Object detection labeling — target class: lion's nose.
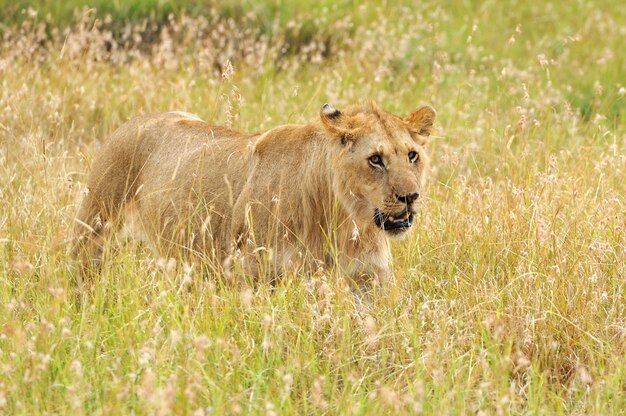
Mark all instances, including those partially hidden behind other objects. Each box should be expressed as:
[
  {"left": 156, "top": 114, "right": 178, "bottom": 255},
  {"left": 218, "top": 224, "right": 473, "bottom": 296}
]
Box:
[{"left": 396, "top": 192, "right": 419, "bottom": 204}]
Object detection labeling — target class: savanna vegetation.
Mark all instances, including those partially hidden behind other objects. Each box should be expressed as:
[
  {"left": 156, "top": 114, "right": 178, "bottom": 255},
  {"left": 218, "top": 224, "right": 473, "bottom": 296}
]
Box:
[{"left": 1, "top": 0, "right": 625, "bottom": 414}]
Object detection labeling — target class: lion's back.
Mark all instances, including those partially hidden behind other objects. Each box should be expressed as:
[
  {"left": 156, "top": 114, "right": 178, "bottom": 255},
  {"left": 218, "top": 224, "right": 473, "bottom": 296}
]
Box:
[{"left": 82, "top": 111, "right": 258, "bottom": 257}]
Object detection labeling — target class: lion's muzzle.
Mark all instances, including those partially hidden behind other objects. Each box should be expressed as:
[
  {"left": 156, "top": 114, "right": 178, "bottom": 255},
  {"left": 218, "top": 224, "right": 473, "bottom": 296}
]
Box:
[{"left": 373, "top": 209, "right": 415, "bottom": 232}]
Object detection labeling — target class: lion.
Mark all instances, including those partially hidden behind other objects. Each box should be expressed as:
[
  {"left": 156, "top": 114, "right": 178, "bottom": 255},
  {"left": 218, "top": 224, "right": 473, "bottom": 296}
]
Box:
[{"left": 74, "top": 101, "right": 436, "bottom": 290}]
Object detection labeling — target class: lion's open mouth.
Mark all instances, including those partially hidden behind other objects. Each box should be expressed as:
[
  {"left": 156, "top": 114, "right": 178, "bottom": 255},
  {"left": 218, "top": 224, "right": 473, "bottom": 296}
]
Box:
[{"left": 373, "top": 209, "right": 414, "bottom": 231}]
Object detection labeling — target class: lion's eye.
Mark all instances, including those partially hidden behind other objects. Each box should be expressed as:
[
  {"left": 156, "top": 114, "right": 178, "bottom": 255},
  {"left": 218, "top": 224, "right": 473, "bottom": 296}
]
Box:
[
  {"left": 368, "top": 154, "right": 384, "bottom": 168},
  {"left": 408, "top": 151, "right": 419, "bottom": 163}
]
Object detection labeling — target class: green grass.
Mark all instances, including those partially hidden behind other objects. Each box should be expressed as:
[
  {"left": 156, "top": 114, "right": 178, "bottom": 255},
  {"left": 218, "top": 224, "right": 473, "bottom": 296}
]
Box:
[{"left": 1, "top": 0, "right": 625, "bottom": 414}]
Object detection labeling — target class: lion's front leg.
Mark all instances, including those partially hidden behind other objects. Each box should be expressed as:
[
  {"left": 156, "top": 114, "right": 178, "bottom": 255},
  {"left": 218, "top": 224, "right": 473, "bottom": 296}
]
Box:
[
  {"left": 347, "top": 264, "right": 392, "bottom": 297},
  {"left": 340, "top": 244, "right": 392, "bottom": 296}
]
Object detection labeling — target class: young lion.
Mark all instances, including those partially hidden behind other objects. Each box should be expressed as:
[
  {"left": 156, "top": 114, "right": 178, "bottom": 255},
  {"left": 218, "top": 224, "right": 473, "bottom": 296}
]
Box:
[{"left": 74, "top": 101, "right": 435, "bottom": 289}]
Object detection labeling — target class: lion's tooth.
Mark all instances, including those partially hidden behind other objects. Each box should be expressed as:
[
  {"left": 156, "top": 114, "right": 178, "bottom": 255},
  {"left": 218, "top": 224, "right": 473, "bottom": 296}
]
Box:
[{"left": 389, "top": 216, "right": 395, "bottom": 221}]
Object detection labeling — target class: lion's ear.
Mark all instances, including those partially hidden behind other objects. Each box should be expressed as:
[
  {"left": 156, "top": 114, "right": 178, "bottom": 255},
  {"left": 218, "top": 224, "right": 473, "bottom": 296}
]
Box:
[
  {"left": 405, "top": 105, "right": 436, "bottom": 139},
  {"left": 320, "top": 103, "right": 355, "bottom": 144},
  {"left": 320, "top": 103, "right": 342, "bottom": 123}
]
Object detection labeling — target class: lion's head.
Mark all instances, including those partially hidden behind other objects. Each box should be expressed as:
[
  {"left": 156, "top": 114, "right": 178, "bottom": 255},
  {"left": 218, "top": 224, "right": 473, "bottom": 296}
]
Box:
[{"left": 321, "top": 101, "right": 436, "bottom": 237}]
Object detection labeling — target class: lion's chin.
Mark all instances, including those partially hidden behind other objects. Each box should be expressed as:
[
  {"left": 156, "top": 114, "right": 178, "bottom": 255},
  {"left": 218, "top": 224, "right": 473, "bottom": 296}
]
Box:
[{"left": 373, "top": 209, "right": 414, "bottom": 235}]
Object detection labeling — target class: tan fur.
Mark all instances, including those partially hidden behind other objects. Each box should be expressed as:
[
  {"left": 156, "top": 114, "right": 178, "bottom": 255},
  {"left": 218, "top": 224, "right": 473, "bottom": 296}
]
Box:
[{"left": 74, "top": 102, "right": 436, "bottom": 289}]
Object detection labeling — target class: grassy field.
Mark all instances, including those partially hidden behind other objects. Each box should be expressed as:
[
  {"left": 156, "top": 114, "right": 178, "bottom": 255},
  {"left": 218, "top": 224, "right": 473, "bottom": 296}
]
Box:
[{"left": 1, "top": 0, "right": 625, "bottom": 414}]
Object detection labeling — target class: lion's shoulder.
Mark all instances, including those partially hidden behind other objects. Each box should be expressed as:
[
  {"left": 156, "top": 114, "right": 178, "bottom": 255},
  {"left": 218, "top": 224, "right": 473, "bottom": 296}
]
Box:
[{"left": 252, "top": 124, "right": 318, "bottom": 156}]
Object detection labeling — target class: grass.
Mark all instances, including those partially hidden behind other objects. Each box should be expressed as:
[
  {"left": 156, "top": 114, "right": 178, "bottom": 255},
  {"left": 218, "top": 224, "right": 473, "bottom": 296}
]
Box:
[{"left": 1, "top": 0, "right": 625, "bottom": 414}]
